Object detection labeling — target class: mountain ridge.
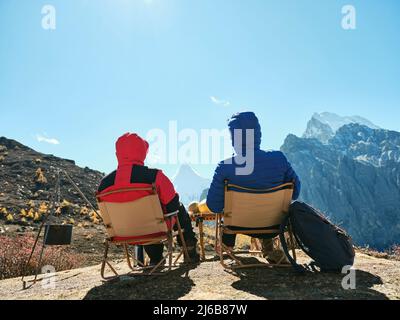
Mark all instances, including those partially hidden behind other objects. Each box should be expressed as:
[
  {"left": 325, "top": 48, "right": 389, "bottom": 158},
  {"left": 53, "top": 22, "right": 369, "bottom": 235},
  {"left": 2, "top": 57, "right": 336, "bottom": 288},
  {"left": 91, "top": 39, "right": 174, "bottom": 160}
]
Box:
[
  {"left": 282, "top": 115, "right": 400, "bottom": 249},
  {"left": 303, "top": 112, "right": 380, "bottom": 143}
]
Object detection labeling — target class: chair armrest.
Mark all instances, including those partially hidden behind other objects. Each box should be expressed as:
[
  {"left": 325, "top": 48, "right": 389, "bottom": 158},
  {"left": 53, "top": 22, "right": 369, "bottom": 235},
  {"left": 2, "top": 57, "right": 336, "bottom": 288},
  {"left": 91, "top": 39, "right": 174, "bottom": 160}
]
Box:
[{"left": 163, "top": 210, "right": 179, "bottom": 219}]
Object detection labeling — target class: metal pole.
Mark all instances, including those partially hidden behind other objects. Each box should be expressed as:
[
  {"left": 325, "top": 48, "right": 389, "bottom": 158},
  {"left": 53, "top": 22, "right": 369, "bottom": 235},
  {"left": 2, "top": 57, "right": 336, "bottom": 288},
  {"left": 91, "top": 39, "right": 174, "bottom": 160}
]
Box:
[
  {"left": 22, "top": 169, "right": 61, "bottom": 289},
  {"left": 61, "top": 169, "right": 103, "bottom": 222}
]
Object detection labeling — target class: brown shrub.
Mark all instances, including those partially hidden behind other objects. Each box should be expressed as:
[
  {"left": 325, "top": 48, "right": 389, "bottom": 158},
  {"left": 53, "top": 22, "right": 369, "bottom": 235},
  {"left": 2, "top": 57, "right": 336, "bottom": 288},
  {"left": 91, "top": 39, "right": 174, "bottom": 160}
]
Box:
[
  {"left": 58, "top": 199, "right": 73, "bottom": 215},
  {"left": 35, "top": 168, "right": 48, "bottom": 185},
  {"left": 0, "top": 234, "right": 85, "bottom": 280}
]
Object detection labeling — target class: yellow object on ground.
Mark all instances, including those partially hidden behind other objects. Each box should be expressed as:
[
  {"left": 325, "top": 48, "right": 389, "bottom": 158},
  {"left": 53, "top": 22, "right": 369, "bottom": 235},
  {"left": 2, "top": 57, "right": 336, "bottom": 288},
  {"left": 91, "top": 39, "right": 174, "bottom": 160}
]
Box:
[
  {"left": 198, "top": 200, "right": 212, "bottom": 214},
  {"left": 188, "top": 202, "right": 200, "bottom": 214},
  {"left": 188, "top": 200, "right": 213, "bottom": 214}
]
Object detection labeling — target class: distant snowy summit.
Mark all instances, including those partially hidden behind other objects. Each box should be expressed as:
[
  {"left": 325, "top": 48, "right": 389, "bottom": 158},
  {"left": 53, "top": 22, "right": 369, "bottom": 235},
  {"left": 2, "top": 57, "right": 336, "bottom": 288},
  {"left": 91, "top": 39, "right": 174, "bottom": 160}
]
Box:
[
  {"left": 303, "top": 112, "right": 380, "bottom": 143},
  {"left": 172, "top": 164, "right": 211, "bottom": 205},
  {"left": 301, "top": 112, "right": 399, "bottom": 166}
]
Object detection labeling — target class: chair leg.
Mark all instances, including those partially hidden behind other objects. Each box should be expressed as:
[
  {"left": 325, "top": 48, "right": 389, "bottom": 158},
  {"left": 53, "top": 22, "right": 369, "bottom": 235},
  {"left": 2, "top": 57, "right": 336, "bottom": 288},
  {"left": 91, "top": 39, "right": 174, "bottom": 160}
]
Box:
[
  {"left": 275, "top": 254, "right": 285, "bottom": 266},
  {"left": 168, "top": 231, "right": 173, "bottom": 271},
  {"left": 101, "top": 241, "right": 119, "bottom": 280},
  {"left": 176, "top": 218, "right": 190, "bottom": 263},
  {"left": 217, "top": 217, "right": 237, "bottom": 269},
  {"left": 231, "top": 239, "right": 292, "bottom": 270},
  {"left": 222, "top": 244, "right": 243, "bottom": 266},
  {"left": 250, "top": 238, "right": 263, "bottom": 257},
  {"left": 100, "top": 242, "right": 107, "bottom": 279},
  {"left": 199, "top": 220, "right": 206, "bottom": 261},
  {"left": 102, "top": 238, "right": 191, "bottom": 279},
  {"left": 217, "top": 220, "right": 290, "bottom": 270},
  {"left": 215, "top": 215, "right": 220, "bottom": 255},
  {"left": 173, "top": 251, "right": 183, "bottom": 265},
  {"left": 218, "top": 227, "right": 230, "bottom": 269},
  {"left": 288, "top": 225, "right": 297, "bottom": 262},
  {"left": 148, "top": 253, "right": 169, "bottom": 275},
  {"left": 124, "top": 244, "right": 135, "bottom": 271}
]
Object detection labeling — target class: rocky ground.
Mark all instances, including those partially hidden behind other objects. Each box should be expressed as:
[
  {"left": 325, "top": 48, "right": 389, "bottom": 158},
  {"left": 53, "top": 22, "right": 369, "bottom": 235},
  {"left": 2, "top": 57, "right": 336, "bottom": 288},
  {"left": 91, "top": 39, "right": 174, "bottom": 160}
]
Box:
[
  {"left": 0, "top": 251, "right": 399, "bottom": 300},
  {"left": 3, "top": 216, "right": 399, "bottom": 300}
]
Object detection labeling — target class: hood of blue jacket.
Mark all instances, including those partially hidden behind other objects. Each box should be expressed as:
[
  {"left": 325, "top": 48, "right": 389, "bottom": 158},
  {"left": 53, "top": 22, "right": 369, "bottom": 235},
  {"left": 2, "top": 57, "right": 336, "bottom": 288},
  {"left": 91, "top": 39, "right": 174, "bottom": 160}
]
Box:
[{"left": 228, "top": 111, "right": 262, "bottom": 152}]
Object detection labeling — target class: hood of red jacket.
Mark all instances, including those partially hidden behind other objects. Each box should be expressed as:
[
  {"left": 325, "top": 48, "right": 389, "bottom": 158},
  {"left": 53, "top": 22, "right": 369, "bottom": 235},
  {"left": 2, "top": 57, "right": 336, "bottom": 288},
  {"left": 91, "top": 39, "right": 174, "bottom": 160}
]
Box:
[{"left": 116, "top": 133, "right": 149, "bottom": 166}]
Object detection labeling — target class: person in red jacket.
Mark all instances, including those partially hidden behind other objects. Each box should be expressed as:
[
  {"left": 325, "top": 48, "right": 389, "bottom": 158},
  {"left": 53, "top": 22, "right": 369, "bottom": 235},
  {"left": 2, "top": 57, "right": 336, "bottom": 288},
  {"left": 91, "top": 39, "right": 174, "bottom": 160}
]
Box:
[{"left": 97, "top": 133, "right": 199, "bottom": 265}]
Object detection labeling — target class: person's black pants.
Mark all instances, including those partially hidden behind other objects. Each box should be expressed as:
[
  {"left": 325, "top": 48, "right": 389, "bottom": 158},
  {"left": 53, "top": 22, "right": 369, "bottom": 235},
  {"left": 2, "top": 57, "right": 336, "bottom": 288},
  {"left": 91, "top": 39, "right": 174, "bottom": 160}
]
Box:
[{"left": 144, "top": 204, "right": 197, "bottom": 263}]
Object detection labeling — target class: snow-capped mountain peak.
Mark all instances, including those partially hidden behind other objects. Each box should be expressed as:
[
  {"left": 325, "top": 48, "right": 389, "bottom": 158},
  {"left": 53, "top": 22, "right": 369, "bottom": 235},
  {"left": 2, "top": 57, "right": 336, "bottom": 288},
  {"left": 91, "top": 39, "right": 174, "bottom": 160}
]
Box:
[
  {"left": 313, "top": 112, "right": 380, "bottom": 132},
  {"left": 172, "top": 164, "right": 211, "bottom": 205},
  {"left": 303, "top": 112, "right": 380, "bottom": 143}
]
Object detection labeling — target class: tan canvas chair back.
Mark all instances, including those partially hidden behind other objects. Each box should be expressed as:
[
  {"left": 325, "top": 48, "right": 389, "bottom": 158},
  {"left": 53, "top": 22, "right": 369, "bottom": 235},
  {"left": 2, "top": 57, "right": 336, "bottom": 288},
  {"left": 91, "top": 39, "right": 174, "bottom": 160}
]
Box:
[
  {"left": 97, "top": 187, "right": 167, "bottom": 238},
  {"left": 224, "top": 183, "right": 294, "bottom": 228}
]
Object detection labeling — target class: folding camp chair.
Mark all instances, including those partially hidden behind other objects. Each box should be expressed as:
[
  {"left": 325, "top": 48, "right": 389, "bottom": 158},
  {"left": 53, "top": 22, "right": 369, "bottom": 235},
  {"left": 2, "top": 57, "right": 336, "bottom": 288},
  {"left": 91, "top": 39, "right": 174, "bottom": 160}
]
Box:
[
  {"left": 96, "top": 184, "right": 190, "bottom": 280},
  {"left": 216, "top": 181, "right": 297, "bottom": 270}
]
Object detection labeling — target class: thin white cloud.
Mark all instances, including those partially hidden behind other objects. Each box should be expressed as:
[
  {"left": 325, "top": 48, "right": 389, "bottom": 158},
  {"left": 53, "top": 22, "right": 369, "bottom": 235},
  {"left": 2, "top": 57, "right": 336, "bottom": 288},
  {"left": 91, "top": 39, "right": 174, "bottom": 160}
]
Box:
[
  {"left": 36, "top": 134, "right": 60, "bottom": 145},
  {"left": 210, "top": 96, "right": 230, "bottom": 107}
]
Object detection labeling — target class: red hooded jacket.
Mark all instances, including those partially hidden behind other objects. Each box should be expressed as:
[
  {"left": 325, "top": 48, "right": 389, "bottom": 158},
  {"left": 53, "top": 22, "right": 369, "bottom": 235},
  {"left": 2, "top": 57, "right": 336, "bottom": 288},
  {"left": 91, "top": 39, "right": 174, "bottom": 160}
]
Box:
[{"left": 97, "top": 133, "right": 180, "bottom": 228}]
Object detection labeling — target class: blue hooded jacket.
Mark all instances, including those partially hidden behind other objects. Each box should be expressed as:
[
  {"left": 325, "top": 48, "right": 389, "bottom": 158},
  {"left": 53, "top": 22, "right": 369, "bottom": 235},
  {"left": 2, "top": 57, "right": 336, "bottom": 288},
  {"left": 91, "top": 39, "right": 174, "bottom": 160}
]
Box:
[{"left": 206, "top": 112, "right": 301, "bottom": 213}]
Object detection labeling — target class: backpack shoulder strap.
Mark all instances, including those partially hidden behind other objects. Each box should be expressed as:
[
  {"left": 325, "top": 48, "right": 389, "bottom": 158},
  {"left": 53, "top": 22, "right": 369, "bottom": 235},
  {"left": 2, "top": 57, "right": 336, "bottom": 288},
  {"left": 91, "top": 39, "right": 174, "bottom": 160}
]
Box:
[{"left": 279, "top": 214, "right": 307, "bottom": 274}]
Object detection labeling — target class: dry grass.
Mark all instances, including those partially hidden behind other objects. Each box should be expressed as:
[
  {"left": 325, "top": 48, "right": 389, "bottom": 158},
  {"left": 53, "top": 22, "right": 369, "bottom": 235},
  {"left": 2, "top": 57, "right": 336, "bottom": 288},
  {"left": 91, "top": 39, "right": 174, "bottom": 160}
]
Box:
[
  {"left": 34, "top": 168, "right": 47, "bottom": 185},
  {"left": 358, "top": 245, "right": 400, "bottom": 261}
]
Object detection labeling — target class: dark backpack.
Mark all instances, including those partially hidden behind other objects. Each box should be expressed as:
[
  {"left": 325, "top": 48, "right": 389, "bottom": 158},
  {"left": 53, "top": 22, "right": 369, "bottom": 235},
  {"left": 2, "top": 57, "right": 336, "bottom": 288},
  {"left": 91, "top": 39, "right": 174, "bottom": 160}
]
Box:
[{"left": 280, "top": 201, "right": 355, "bottom": 273}]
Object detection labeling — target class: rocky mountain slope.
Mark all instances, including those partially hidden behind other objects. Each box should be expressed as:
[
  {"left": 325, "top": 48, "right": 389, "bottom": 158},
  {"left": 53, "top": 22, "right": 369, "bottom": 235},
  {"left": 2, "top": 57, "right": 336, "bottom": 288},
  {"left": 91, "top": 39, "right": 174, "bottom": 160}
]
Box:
[
  {"left": 282, "top": 114, "right": 400, "bottom": 250},
  {"left": 0, "top": 137, "right": 104, "bottom": 223},
  {"left": 1, "top": 251, "right": 399, "bottom": 300}
]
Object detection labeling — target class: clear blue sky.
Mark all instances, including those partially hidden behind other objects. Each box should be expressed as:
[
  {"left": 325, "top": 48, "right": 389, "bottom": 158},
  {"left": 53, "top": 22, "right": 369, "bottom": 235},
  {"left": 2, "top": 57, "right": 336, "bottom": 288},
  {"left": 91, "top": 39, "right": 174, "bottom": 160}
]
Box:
[{"left": 1, "top": 0, "right": 399, "bottom": 178}]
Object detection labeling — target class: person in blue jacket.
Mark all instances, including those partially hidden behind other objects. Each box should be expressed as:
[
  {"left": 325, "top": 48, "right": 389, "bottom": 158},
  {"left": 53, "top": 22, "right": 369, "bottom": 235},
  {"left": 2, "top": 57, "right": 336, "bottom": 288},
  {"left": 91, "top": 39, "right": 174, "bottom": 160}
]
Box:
[{"left": 206, "top": 111, "right": 301, "bottom": 263}]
